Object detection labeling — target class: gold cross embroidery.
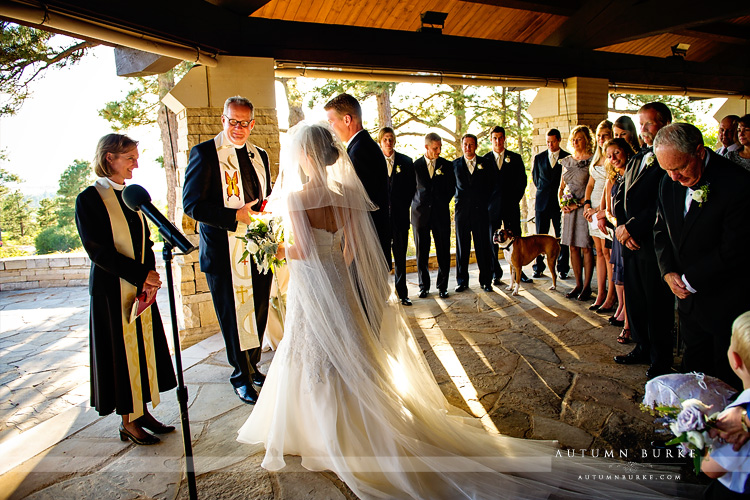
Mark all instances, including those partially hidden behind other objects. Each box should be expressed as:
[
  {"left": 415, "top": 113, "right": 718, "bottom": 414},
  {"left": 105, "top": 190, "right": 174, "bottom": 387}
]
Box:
[{"left": 236, "top": 285, "right": 248, "bottom": 304}]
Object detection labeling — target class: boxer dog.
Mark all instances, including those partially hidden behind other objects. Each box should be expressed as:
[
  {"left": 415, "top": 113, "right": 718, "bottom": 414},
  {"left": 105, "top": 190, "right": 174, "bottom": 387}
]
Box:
[{"left": 493, "top": 229, "right": 560, "bottom": 296}]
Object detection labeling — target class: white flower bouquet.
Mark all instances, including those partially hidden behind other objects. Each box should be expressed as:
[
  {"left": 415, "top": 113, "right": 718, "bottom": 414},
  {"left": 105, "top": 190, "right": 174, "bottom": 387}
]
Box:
[{"left": 238, "top": 214, "right": 286, "bottom": 275}]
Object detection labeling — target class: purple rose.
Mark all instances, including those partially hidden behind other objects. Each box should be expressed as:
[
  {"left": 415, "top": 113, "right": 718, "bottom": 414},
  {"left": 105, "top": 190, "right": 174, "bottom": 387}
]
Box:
[{"left": 673, "top": 399, "right": 709, "bottom": 434}]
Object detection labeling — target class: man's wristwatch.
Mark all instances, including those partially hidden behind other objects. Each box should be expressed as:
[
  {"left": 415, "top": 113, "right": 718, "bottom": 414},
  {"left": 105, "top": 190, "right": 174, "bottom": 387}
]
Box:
[{"left": 741, "top": 409, "right": 749, "bottom": 433}]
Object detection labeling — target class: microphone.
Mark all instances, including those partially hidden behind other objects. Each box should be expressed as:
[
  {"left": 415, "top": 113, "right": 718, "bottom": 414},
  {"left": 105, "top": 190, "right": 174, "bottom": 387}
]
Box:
[{"left": 122, "top": 185, "right": 195, "bottom": 254}]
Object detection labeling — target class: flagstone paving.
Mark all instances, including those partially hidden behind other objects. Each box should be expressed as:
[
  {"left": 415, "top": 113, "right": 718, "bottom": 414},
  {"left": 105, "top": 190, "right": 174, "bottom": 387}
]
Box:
[{"left": 0, "top": 262, "right": 696, "bottom": 499}]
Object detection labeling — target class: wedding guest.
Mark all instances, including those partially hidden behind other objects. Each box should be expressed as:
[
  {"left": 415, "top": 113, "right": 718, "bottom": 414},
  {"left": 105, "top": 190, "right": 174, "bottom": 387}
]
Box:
[
  {"left": 726, "top": 114, "right": 750, "bottom": 172},
  {"left": 379, "top": 127, "right": 416, "bottom": 306},
  {"left": 532, "top": 128, "right": 571, "bottom": 279},
  {"left": 701, "top": 311, "right": 750, "bottom": 499},
  {"left": 183, "top": 96, "right": 274, "bottom": 405},
  {"left": 453, "top": 134, "right": 494, "bottom": 292},
  {"left": 75, "top": 134, "right": 176, "bottom": 445},
  {"left": 598, "top": 138, "right": 637, "bottom": 342},
  {"left": 325, "top": 93, "right": 390, "bottom": 261},
  {"left": 484, "top": 126, "right": 530, "bottom": 284},
  {"left": 654, "top": 122, "right": 750, "bottom": 389},
  {"left": 558, "top": 125, "right": 594, "bottom": 301},
  {"left": 716, "top": 114, "right": 741, "bottom": 156},
  {"left": 613, "top": 115, "right": 641, "bottom": 153},
  {"left": 412, "top": 133, "right": 455, "bottom": 299},
  {"left": 613, "top": 102, "right": 675, "bottom": 380},
  {"left": 583, "top": 120, "right": 616, "bottom": 312}
]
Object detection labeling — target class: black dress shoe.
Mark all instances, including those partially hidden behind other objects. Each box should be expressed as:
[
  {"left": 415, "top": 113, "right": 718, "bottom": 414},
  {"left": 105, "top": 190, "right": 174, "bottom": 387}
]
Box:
[
  {"left": 532, "top": 272, "right": 544, "bottom": 278},
  {"left": 138, "top": 417, "right": 175, "bottom": 435},
  {"left": 614, "top": 350, "right": 648, "bottom": 365},
  {"left": 577, "top": 288, "right": 592, "bottom": 301},
  {"left": 234, "top": 384, "right": 258, "bottom": 404},
  {"left": 418, "top": 290, "right": 429, "bottom": 298},
  {"left": 481, "top": 284, "right": 493, "bottom": 292},
  {"left": 565, "top": 287, "right": 582, "bottom": 299},
  {"left": 400, "top": 297, "right": 412, "bottom": 306},
  {"left": 252, "top": 372, "right": 266, "bottom": 387},
  {"left": 520, "top": 273, "right": 533, "bottom": 283},
  {"left": 439, "top": 290, "right": 449, "bottom": 298},
  {"left": 455, "top": 284, "right": 468, "bottom": 292},
  {"left": 646, "top": 365, "right": 672, "bottom": 380},
  {"left": 558, "top": 272, "right": 569, "bottom": 280},
  {"left": 119, "top": 424, "right": 160, "bottom": 445},
  {"left": 492, "top": 278, "right": 503, "bottom": 286}
]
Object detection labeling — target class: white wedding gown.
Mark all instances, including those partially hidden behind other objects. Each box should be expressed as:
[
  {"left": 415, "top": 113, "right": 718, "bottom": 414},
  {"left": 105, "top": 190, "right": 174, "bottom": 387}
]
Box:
[{"left": 237, "top": 227, "right": 697, "bottom": 500}]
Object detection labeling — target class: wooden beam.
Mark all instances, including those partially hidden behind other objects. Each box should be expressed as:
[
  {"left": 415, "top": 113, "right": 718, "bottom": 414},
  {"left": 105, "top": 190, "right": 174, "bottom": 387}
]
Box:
[
  {"left": 204, "top": 0, "right": 274, "bottom": 16},
  {"left": 679, "top": 23, "right": 750, "bottom": 46},
  {"left": 455, "top": 0, "right": 577, "bottom": 16},
  {"left": 543, "top": 0, "right": 750, "bottom": 49}
]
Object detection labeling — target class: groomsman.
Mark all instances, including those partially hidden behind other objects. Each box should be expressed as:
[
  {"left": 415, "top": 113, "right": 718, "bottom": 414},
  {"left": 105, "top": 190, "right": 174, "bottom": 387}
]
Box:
[
  {"left": 613, "top": 102, "right": 675, "bottom": 379},
  {"left": 716, "top": 115, "right": 740, "bottom": 156},
  {"left": 654, "top": 123, "right": 750, "bottom": 390},
  {"left": 183, "top": 96, "right": 273, "bottom": 405},
  {"left": 325, "top": 93, "right": 390, "bottom": 262},
  {"left": 484, "top": 126, "right": 531, "bottom": 284},
  {"left": 379, "top": 127, "right": 416, "bottom": 306},
  {"left": 411, "top": 133, "right": 455, "bottom": 299},
  {"left": 531, "top": 129, "right": 570, "bottom": 279},
  {"left": 453, "top": 134, "right": 494, "bottom": 292}
]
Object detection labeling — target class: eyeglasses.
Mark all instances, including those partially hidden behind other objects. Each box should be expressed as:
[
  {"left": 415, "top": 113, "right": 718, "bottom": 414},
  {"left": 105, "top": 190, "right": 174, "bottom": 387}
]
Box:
[{"left": 223, "top": 115, "right": 253, "bottom": 128}]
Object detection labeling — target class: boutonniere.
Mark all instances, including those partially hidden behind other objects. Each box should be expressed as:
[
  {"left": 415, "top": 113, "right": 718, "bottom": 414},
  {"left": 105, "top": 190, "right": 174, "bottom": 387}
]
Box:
[
  {"left": 645, "top": 152, "right": 655, "bottom": 167},
  {"left": 435, "top": 168, "right": 444, "bottom": 176},
  {"left": 691, "top": 183, "right": 710, "bottom": 207},
  {"left": 504, "top": 156, "right": 511, "bottom": 163},
  {"left": 395, "top": 165, "right": 401, "bottom": 174}
]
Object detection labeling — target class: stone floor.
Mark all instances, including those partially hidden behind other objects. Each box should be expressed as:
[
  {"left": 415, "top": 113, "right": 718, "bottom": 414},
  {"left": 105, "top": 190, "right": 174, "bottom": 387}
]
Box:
[{"left": 0, "top": 262, "right": 698, "bottom": 500}]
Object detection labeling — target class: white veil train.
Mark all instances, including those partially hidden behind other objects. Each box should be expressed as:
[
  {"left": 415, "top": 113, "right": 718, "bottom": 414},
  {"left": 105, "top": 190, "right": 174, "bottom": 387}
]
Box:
[{"left": 238, "top": 121, "right": 700, "bottom": 499}]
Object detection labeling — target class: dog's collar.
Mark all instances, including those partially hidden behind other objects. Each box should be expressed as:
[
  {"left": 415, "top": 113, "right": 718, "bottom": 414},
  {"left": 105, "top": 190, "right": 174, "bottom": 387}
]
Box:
[{"left": 499, "top": 237, "right": 516, "bottom": 250}]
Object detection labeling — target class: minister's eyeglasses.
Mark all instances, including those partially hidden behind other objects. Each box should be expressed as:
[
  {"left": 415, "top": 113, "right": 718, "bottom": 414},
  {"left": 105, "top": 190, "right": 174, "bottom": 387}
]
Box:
[{"left": 223, "top": 115, "right": 253, "bottom": 128}]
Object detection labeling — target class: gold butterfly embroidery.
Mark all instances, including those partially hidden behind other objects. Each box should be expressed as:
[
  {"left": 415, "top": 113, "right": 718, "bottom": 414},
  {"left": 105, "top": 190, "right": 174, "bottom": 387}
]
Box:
[{"left": 225, "top": 171, "right": 240, "bottom": 200}]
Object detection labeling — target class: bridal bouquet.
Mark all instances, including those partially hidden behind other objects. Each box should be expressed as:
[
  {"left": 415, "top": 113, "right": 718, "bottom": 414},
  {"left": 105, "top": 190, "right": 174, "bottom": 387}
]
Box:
[
  {"left": 559, "top": 186, "right": 579, "bottom": 208},
  {"left": 644, "top": 398, "right": 720, "bottom": 474},
  {"left": 238, "top": 212, "right": 286, "bottom": 275}
]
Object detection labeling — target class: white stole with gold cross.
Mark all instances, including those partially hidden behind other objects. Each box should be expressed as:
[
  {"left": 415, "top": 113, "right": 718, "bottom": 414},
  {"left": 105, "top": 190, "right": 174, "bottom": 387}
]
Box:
[
  {"left": 214, "top": 132, "right": 266, "bottom": 351},
  {"left": 94, "top": 178, "right": 160, "bottom": 420}
]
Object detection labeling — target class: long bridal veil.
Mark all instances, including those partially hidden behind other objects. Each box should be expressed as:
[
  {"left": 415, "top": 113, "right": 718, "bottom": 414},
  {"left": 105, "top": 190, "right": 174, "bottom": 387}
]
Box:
[{"left": 238, "top": 122, "right": 700, "bottom": 500}]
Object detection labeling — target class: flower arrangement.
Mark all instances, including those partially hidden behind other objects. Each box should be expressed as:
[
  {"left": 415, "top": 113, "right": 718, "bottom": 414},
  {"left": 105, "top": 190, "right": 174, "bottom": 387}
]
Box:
[
  {"left": 642, "top": 398, "right": 720, "bottom": 474},
  {"left": 395, "top": 165, "right": 401, "bottom": 174},
  {"left": 645, "top": 152, "right": 655, "bottom": 167},
  {"left": 691, "top": 184, "right": 710, "bottom": 207},
  {"left": 559, "top": 186, "right": 579, "bottom": 208},
  {"left": 238, "top": 213, "right": 286, "bottom": 275},
  {"left": 434, "top": 167, "right": 444, "bottom": 176}
]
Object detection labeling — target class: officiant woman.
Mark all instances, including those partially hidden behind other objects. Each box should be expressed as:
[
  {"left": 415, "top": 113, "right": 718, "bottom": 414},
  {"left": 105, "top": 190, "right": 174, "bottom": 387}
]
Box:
[{"left": 75, "top": 133, "right": 176, "bottom": 445}]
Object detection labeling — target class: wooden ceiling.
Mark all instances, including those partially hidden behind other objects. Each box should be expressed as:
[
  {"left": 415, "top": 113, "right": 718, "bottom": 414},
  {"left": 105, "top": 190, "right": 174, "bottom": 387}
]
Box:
[{"left": 3, "top": 0, "right": 750, "bottom": 95}]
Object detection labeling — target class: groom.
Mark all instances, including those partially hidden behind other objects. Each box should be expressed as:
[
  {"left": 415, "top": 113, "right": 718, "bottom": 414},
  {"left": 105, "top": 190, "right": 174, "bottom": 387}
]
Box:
[{"left": 183, "top": 96, "right": 274, "bottom": 405}]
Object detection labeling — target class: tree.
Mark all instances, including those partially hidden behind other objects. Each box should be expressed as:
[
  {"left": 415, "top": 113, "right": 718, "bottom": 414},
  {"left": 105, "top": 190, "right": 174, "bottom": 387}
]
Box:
[
  {"left": 56, "top": 159, "right": 92, "bottom": 226},
  {"left": 99, "top": 63, "right": 191, "bottom": 222},
  {"left": 277, "top": 77, "right": 305, "bottom": 130},
  {"left": 0, "top": 165, "right": 21, "bottom": 198},
  {"left": 36, "top": 197, "right": 58, "bottom": 231},
  {"left": 0, "top": 22, "right": 96, "bottom": 116},
  {"left": 1, "top": 190, "right": 33, "bottom": 239},
  {"left": 311, "top": 80, "right": 398, "bottom": 131}
]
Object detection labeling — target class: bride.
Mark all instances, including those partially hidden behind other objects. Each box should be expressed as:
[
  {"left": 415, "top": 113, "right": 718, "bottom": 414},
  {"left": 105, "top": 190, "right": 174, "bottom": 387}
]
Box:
[{"left": 238, "top": 122, "right": 698, "bottom": 499}]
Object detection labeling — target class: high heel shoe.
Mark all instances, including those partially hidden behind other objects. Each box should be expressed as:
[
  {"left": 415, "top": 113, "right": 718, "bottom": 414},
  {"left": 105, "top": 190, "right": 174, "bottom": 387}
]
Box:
[
  {"left": 588, "top": 303, "right": 603, "bottom": 311},
  {"left": 596, "top": 304, "right": 617, "bottom": 314},
  {"left": 565, "top": 287, "right": 582, "bottom": 299},
  {"left": 137, "top": 416, "right": 175, "bottom": 434},
  {"left": 119, "top": 424, "right": 160, "bottom": 445},
  {"left": 577, "top": 288, "right": 592, "bottom": 301}
]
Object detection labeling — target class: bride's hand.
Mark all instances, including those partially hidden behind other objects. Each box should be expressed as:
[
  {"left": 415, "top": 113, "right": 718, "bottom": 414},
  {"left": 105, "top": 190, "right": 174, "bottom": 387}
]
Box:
[{"left": 276, "top": 242, "right": 286, "bottom": 261}]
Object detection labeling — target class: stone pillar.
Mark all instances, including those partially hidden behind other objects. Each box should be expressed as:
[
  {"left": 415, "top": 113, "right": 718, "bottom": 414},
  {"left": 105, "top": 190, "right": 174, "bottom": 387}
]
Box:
[
  {"left": 526, "top": 77, "right": 608, "bottom": 234},
  {"left": 162, "top": 56, "right": 280, "bottom": 348}
]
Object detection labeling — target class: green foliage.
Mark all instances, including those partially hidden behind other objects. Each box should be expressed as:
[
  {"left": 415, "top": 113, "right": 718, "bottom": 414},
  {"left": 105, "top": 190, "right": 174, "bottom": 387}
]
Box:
[
  {"left": 36, "top": 197, "right": 58, "bottom": 231},
  {"left": 0, "top": 244, "right": 29, "bottom": 258},
  {"left": 310, "top": 80, "right": 396, "bottom": 109},
  {"left": 0, "top": 22, "right": 95, "bottom": 116},
  {"left": 56, "top": 160, "right": 92, "bottom": 226},
  {"left": 0, "top": 165, "right": 21, "bottom": 198},
  {"left": 609, "top": 94, "right": 707, "bottom": 124},
  {"left": 34, "top": 226, "right": 81, "bottom": 255},
  {"left": 1, "top": 190, "right": 34, "bottom": 239}
]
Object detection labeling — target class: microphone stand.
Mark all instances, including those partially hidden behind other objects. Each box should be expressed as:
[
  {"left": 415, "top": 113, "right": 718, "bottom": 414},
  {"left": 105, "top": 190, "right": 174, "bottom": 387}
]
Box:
[{"left": 163, "top": 241, "right": 198, "bottom": 500}]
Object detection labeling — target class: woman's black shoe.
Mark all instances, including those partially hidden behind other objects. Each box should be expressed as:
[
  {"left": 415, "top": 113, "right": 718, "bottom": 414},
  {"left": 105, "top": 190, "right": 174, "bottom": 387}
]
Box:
[
  {"left": 577, "top": 288, "right": 592, "bottom": 301},
  {"left": 596, "top": 305, "right": 616, "bottom": 314},
  {"left": 138, "top": 418, "right": 175, "bottom": 434},
  {"left": 565, "top": 287, "right": 582, "bottom": 299},
  {"left": 119, "top": 424, "right": 160, "bottom": 445},
  {"left": 589, "top": 303, "right": 602, "bottom": 311},
  {"left": 609, "top": 317, "right": 625, "bottom": 327}
]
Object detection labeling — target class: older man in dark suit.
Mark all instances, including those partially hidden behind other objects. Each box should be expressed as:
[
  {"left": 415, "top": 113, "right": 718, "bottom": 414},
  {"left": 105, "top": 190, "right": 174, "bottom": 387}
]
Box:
[
  {"left": 613, "top": 102, "right": 675, "bottom": 379},
  {"left": 532, "top": 128, "right": 570, "bottom": 279},
  {"left": 454, "top": 133, "right": 495, "bottom": 292},
  {"left": 183, "top": 96, "right": 273, "bottom": 405},
  {"left": 654, "top": 123, "right": 750, "bottom": 390},
  {"left": 411, "top": 133, "right": 455, "bottom": 299},
  {"left": 379, "top": 127, "right": 416, "bottom": 306},
  {"left": 325, "top": 93, "right": 390, "bottom": 262},
  {"left": 484, "top": 126, "right": 530, "bottom": 284}
]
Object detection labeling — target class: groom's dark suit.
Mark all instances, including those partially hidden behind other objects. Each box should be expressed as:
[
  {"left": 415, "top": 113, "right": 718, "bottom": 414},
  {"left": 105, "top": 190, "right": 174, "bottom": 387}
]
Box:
[
  {"left": 654, "top": 151, "right": 750, "bottom": 389},
  {"left": 348, "top": 130, "right": 390, "bottom": 263},
  {"left": 183, "top": 139, "right": 273, "bottom": 390},
  {"left": 387, "top": 151, "right": 416, "bottom": 300},
  {"left": 453, "top": 155, "right": 494, "bottom": 288},
  {"left": 531, "top": 148, "right": 570, "bottom": 275},
  {"left": 614, "top": 146, "right": 674, "bottom": 371},
  {"left": 411, "top": 155, "right": 455, "bottom": 294}
]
